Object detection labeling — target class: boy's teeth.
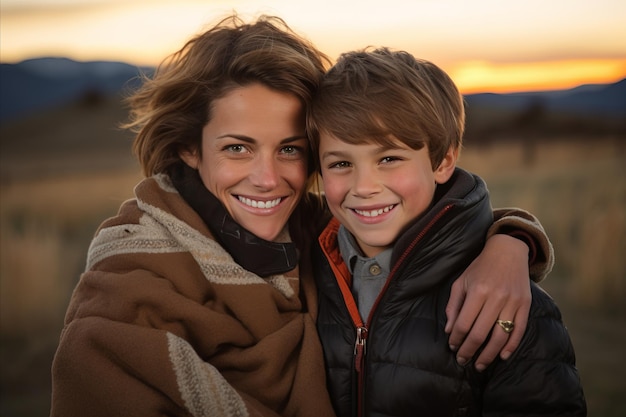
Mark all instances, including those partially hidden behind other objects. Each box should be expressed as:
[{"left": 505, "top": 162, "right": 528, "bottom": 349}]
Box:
[
  {"left": 354, "top": 205, "right": 394, "bottom": 217},
  {"left": 238, "top": 196, "right": 281, "bottom": 209}
]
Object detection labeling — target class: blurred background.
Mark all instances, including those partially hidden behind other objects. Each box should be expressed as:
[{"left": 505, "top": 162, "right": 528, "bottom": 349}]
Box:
[{"left": 1, "top": 0, "right": 625, "bottom": 415}]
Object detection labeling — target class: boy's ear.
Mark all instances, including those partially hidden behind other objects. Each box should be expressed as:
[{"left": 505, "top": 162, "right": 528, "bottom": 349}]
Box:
[
  {"left": 434, "top": 146, "right": 459, "bottom": 184},
  {"left": 179, "top": 148, "right": 199, "bottom": 169}
]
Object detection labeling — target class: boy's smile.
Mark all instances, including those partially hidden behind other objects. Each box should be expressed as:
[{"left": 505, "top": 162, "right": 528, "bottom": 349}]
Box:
[
  {"left": 319, "top": 134, "right": 456, "bottom": 257},
  {"left": 352, "top": 204, "right": 397, "bottom": 220}
]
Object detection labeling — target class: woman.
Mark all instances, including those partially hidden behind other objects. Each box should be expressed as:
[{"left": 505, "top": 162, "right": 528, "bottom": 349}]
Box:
[{"left": 50, "top": 15, "right": 553, "bottom": 417}]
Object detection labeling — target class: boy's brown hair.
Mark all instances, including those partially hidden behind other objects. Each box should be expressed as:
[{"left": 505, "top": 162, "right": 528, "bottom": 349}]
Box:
[{"left": 308, "top": 47, "right": 464, "bottom": 170}]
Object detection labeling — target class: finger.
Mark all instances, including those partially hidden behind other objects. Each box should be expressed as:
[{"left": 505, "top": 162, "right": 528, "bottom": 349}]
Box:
[
  {"left": 447, "top": 280, "right": 491, "bottom": 350},
  {"left": 454, "top": 295, "right": 505, "bottom": 366},
  {"left": 472, "top": 308, "right": 516, "bottom": 371},
  {"left": 447, "top": 296, "right": 482, "bottom": 355},
  {"left": 500, "top": 299, "right": 530, "bottom": 360},
  {"left": 445, "top": 278, "right": 466, "bottom": 334}
]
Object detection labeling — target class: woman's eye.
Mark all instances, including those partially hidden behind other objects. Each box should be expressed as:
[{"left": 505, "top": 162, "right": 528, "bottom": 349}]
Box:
[
  {"left": 225, "top": 144, "right": 247, "bottom": 153},
  {"left": 280, "top": 145, "right": 304, "bottom": 157}
]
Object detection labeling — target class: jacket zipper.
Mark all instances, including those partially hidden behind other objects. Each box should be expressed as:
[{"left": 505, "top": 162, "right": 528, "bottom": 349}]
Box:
[
  {"left": 320, "top": 205, "right": 454, "bottom": 417},
  {"left": 354, "top": 326, "right": 368, "bottom": 417},
  {"left": 317, "top": 223, "right": 367, "bottom": 416},
  {"left": 354, "top": 326, "right": 368, "bottom": 373},
  {"left": 355, "top": 204, "right": 454, "bottom": 417}
]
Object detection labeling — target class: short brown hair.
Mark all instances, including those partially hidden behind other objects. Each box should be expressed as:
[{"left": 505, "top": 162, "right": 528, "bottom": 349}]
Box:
[
  {"left": 124, "top": 14, "right": 330, "bottom": 176},
  {"left": 308, "top": 47, "right": 464, "bottom": 170}
]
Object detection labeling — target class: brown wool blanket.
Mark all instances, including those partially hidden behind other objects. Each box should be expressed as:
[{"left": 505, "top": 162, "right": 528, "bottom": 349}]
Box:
[{"left": 50, "top": 174, "right": 337, "bottom": 417}]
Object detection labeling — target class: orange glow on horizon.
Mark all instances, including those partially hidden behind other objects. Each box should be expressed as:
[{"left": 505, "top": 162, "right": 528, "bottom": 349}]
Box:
[
  {"left": 451, "top": 59, "right": 626, "bottom": 94},
  {"left": 1, "top": 1, "right": 625, "bottom": 94}
]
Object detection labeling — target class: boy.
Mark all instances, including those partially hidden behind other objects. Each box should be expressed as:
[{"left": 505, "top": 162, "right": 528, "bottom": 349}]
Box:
[{"left": 307, "top": 48, "right": 586, "bottom": 416}]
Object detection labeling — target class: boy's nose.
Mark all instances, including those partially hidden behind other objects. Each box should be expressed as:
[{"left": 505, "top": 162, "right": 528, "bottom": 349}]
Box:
[{"left": 352, "top": 168, "right": 382, "bottom": 197}]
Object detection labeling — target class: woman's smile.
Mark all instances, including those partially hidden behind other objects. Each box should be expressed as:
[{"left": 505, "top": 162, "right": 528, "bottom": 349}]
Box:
[{"left": 236, "top": 195, "right": 284, "bottom": 210}]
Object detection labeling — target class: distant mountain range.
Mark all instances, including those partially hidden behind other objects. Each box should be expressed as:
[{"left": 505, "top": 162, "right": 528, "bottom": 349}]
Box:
[
  {"left": 464, "top": 80, "right": 626, "bottom": 117},
  {"left": 1, "top": 57, "right": 625, "bottom": 124},
  {"left": 0, "top": 57, "right": 152, "bottom": 123}
]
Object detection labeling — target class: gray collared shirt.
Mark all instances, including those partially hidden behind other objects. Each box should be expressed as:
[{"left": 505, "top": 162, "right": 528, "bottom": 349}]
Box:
[{"left": 337, "top": 225, "right": 392, "bottom": 323}]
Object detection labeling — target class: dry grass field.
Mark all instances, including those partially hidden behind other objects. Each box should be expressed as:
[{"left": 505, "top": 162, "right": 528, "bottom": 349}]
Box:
[
  {"left": 0, "top": 98, "right": 624, "bottom": 416},
  {"left": 460, "top": 137, "right": 626, "bottom": 416}
]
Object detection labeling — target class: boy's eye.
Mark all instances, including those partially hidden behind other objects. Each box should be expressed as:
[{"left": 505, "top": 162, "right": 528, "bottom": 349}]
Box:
[
  {"left": 328, "top": 160, "right": 351, "bottom": 169},
  {"left": 380, "top": 156, "right": 401, "bottom": 164}
]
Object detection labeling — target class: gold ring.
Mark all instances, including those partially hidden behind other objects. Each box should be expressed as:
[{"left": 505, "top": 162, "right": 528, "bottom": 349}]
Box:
[{"left": 496, "top": 320, "right": 515, "bottom": 334}]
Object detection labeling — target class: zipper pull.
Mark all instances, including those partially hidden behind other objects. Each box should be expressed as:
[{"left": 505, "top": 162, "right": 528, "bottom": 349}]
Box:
[{"left": 354, "top": 326, "right": 368, "bottom": 374}]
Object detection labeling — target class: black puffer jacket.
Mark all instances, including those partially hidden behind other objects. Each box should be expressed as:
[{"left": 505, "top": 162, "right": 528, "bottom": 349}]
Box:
[{"left": 314, "top": 168, "right": 586, "bottom": 417}]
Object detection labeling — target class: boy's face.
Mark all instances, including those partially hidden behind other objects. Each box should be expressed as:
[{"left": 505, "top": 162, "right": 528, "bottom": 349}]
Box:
[{"left": 319, "top": 134, "right": 456, "bottom": 257}]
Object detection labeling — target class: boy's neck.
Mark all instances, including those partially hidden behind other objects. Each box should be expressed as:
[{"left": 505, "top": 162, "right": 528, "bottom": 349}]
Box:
[{"left": 337, "top": 225, "right": 392, "bottom": 273}]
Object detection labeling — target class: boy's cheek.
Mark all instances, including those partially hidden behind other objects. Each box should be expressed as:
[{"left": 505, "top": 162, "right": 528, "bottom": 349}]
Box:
[{"left": 320, "top": 178, "right": 342, "bottom": 207}]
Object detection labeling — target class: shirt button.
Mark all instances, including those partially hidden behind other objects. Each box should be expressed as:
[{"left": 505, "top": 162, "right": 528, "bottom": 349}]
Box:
[{"left": 369, "top": 264, "right": 382, "bottom": 275}]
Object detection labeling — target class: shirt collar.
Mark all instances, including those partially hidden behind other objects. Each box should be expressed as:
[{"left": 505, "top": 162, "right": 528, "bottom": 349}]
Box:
[{"left": 337, "top": 224, "right": 392, "bottom": 273}]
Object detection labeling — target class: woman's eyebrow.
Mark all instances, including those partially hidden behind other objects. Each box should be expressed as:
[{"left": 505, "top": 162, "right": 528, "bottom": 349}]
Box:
[
  {"left": 215, "top": 134, "right": 255, "bottom": 143},
  {"left": 281, "top": 135, "right": 309, "bottom": 143},
  {"left": 216, "top": 134, "right": 308, "bottom": 143}
]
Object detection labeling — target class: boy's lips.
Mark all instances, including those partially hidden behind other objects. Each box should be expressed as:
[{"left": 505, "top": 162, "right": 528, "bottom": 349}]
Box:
[{"left": 351, "top": 204, "right": 396, "bottom": 218}]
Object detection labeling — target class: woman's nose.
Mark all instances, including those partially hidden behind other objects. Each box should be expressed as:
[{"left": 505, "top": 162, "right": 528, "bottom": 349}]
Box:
[{"left": 250, "top": 155, "right": 280, "bottom": 190}]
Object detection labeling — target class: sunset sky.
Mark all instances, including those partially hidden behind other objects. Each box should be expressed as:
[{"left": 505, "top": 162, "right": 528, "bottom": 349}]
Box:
[{"left": 1, "top": 0, "right": 625, "bottom": 93}]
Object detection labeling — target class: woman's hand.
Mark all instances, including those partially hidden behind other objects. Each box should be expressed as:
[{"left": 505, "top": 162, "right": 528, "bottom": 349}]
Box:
[{"left": 445, "top": 234, "right": 532, "bottom": 371}]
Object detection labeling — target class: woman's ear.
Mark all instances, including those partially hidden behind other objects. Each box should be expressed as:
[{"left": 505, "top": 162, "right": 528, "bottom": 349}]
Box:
[
  {"left": 434, "top": 146, "right": 459, "bottom": 184},
  {"left": 179, "top": 148, "right": 199, "bottom": 169}
]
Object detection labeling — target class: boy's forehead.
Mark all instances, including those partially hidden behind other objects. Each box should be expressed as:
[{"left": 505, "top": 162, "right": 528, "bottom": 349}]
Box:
[{"left": 319, "top": 132, "right": 410, "bottom": 150}]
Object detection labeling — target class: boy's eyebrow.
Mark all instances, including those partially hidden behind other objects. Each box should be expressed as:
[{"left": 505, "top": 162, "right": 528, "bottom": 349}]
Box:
[
  {"left": 321, "top": 143, "right": 406, "bottom": 160},
  {"left": 320, "top": 150, "right": 350, "bottom": 160},
  {"left": 216, "top": 134, "right": 308, "bottom": 144}
]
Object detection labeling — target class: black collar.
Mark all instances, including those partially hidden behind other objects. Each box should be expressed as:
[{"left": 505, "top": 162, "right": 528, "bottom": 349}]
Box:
[{"left": 170, "top": 163, "right": 299, "bottom": 277}]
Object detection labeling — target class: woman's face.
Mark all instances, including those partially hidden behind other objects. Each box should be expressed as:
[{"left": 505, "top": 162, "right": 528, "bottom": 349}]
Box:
[{"left": 180, "top": 83, "right": 308, "bottom": 242}]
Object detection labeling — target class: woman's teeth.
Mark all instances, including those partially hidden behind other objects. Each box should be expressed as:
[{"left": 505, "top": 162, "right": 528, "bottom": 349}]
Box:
[{"left": 238, "top": 196, "right": 282, "bottom": 209}]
